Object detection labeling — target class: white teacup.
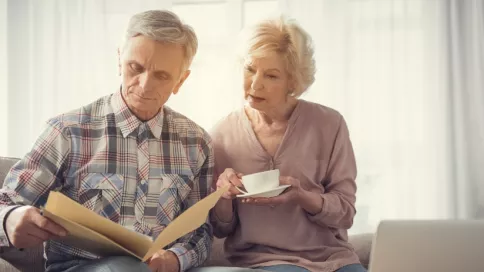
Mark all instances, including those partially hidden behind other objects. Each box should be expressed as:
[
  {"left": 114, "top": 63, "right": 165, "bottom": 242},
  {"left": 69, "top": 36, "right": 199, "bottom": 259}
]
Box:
[{"left": 241, "top": 169, "right": 280, "bottom": 193}]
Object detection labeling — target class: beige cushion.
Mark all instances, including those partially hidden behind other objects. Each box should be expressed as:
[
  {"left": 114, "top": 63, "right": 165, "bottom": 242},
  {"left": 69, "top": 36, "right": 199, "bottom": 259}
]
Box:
[{"left": 205, "top": 234, "right": 372, "bottom": 269}]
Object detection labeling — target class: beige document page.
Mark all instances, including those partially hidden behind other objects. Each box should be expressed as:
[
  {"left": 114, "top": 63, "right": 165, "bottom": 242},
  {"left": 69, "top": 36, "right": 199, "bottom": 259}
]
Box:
[{"left": 43, "top": 185, "right": 229, "bottom": 261}]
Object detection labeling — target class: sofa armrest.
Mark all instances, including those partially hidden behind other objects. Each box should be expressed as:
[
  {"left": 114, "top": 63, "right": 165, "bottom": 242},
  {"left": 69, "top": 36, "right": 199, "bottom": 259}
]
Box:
[
  {"left": 0, "top": 157, "right": 20, "bottom": 188},
  {"left": 203, "top": 238, "right": 231, "bottom": 267},
  {"left": 349, "top": 233, "right": 373, "bottom": 268}
]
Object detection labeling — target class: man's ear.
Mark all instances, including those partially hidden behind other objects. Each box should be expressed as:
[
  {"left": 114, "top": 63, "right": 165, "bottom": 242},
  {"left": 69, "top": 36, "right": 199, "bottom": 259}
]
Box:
[{"left": 172, "top": 70, "right": 191, "bottom": 95}]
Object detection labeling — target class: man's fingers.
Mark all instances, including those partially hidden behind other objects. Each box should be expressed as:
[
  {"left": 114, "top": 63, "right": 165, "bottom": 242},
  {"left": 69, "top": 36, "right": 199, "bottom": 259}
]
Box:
[
  {"left": 26, "top": 222, "right": 54, "bottom": 241},
  {"left": 23, "top": 234, "right": 45, "bottom": 248},
  {"left": 11, "top": 233, "right": 44, "bottom": 249},
  {"left": 147, "top": 253, "right": 162, "bottom": 271},
  {"left": 148, "top": 261, "right": 159, "bottom": 271},
  {"left": 30, "top": 212, "right": 67, "bottom": 237}
]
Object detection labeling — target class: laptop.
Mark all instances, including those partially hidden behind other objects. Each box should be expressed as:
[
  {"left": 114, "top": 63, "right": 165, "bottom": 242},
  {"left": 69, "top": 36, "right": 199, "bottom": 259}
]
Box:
[{"left": 368, "top": 220, "right": 484, "bottom": 272}]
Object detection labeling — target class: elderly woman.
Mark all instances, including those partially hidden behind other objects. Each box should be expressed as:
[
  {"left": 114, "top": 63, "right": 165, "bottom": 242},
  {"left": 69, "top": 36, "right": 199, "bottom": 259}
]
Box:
[{"left": 200, "top": 17, "right": 367, "bottom": 272}]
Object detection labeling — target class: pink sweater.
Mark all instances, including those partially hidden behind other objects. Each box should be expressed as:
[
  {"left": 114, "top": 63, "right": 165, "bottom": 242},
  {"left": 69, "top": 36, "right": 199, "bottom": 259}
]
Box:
[{"left": 209, "top": 100, "right": 362, "bottom": 272}]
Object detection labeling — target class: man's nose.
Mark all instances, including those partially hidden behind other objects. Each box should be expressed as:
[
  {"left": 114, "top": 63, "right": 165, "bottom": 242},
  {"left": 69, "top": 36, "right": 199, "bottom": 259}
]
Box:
[{"left": 139, "top": 72, "right": 155, "bottom": 91}]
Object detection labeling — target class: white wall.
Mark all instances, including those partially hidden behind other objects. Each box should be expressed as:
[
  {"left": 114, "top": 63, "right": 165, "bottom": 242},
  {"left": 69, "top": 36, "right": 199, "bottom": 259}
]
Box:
[{"left": 0, "top": 0, "right": 7, "bottom": 156}]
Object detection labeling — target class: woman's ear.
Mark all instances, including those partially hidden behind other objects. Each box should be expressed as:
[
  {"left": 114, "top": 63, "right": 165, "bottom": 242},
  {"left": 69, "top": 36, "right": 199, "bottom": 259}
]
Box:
[{"left": 287, "top": 80, "right": 297, "bottom": 96}]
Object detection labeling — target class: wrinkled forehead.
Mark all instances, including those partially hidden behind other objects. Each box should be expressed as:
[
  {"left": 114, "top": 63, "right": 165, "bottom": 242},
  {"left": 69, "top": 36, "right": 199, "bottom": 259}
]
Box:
[{"left": 122, "top": 35, "right": 186, "bottom": 73}]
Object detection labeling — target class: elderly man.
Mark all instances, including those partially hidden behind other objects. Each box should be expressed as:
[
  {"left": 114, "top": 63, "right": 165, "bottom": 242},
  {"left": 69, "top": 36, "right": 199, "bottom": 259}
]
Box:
[{"left": 0, "top": 10, "right": 213, "bottom": 272}]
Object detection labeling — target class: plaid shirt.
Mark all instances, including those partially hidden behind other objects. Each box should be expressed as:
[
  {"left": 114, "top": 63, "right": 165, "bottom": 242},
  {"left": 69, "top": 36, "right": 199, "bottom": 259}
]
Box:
[{"left": 0, "top": 91, "right": 214, "bottom": 271}]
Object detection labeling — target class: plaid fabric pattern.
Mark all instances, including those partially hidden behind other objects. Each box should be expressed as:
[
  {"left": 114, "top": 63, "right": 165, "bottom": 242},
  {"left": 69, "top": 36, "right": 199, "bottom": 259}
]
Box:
[{"left": 0, "top": 91, "right": 214, "bottom": 271}]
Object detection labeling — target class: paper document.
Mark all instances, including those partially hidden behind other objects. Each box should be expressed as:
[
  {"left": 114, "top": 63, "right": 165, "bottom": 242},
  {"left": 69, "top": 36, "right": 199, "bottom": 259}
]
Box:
[{"left": 42, "top": 185, "right": 229, "bottom": 261}]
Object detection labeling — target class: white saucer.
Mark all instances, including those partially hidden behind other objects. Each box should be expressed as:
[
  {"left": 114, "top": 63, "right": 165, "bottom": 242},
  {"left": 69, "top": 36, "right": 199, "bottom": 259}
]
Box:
[{"left": 236, "top": 185, "right": 291, "bottom": 198}]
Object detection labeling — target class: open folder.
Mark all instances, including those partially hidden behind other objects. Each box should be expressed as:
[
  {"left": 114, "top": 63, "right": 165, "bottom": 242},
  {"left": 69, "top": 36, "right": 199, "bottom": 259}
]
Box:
[{"left": 41, "top": 185, "right": 228, "bottom": 262}]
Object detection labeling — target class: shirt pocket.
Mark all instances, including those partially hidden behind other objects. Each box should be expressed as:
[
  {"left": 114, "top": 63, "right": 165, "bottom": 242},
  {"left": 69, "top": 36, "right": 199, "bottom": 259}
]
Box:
[
  {"left": 144, "top": 174, "right": 193, "bottom": 228},
  {"left": 77, "top": 173, "right": 125, "bottom": 222}
]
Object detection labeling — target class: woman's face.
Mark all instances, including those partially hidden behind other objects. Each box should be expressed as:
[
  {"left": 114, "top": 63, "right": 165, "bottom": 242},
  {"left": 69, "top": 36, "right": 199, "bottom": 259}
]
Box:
[{"left": 243, "top": 53, "right": 292, "bottom": 113}]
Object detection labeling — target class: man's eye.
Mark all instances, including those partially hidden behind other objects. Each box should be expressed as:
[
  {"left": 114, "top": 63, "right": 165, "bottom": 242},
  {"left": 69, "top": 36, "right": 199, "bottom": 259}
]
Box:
[
  {"left": 155, "top": 73, "right": 168, "bottom": 80},
  {"left": 244, "top": 66, "right": 255, "bottom": 73},
  {"left": 130, "top": 63, "right": 143, "bottom": 73}
]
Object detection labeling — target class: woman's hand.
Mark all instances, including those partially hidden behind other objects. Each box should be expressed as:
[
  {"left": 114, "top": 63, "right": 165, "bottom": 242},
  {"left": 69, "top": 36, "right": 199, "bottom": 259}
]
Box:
[
  {"left": 216, "top": 168, "right": 245, "bottom": 200},
  {"left": 241, "top": 176, "right": 302, "bottom": 205},
  {"left": 241, "top": 176, "right": 324, "bottom": 215}
]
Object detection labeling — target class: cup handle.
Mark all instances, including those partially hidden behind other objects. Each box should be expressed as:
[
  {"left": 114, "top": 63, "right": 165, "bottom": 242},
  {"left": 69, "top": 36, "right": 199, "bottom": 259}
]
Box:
[{"left": 234, "top": 186, "right": 248, "bottom": 194}]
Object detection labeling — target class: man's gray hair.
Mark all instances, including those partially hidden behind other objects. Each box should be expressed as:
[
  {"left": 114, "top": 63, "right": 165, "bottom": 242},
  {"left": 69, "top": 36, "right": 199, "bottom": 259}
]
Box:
[{"left": 123, "top": 10, "right": 198, "bottom": 71}]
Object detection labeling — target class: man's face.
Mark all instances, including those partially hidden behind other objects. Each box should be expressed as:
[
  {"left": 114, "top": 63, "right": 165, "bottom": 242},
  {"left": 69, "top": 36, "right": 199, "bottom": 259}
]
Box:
[{"left": 119, "top": 35, "right": 190, "bottom": 121}]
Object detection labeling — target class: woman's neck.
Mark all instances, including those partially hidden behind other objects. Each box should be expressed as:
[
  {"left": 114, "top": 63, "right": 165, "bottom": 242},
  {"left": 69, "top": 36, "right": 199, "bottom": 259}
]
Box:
[{"left": 249, "top": 98, "right": 299, "bottom": 126}]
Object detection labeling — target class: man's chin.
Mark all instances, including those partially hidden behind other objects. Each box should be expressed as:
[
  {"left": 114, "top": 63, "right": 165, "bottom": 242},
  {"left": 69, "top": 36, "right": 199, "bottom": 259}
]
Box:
[{"left": 126, "top": 103, "right": 160, "bottom": 119}]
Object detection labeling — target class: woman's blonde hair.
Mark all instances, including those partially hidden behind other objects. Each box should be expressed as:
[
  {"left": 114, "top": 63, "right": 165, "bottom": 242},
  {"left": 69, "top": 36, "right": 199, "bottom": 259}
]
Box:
[{"left": 239, "top": 16, "right": 316, "bottom": 97}]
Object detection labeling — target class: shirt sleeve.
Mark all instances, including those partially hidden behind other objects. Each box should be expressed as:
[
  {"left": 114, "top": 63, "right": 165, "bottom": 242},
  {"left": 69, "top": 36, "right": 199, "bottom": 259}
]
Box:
[
  {"left": 307, "top": 115, "right": 358, "bottom": 229},
  {"left": 0, "top": 119, "right": 70, "bottom": 246},
  {"left": 209, "top": 163, "right": 238, "bottom": 238},
  {"left": 167, "top": 137, "right": 214, "bottom": 271}
]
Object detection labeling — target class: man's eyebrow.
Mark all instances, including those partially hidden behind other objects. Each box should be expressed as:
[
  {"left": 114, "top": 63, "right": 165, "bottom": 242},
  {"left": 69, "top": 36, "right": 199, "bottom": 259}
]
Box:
[
  {"left": 127, "top": 60, "right": 173, "bottom": 78},
  {"left": 128, "top": 60, "right": 144, "bottom": 67}
]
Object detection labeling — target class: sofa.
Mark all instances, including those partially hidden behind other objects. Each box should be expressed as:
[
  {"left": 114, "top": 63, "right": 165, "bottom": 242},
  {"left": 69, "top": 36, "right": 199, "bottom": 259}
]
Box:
[{"left": 0, "top": 156, "right": 372, "bottom": 271}]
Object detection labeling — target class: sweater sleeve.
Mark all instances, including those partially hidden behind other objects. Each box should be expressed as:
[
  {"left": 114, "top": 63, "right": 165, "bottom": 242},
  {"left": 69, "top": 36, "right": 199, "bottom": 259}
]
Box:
[
  {"left": 307, "top": 115, "right": 358, "bottom": 229},
  {"left": 209, "top": 158, "right": 238, "bottom": 238}
]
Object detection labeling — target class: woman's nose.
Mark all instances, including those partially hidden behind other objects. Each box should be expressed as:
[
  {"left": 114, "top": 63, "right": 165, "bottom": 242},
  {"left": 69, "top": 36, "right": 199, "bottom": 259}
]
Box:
[{"left": 251, "top": 74, "right": 263, "bottom": 91}]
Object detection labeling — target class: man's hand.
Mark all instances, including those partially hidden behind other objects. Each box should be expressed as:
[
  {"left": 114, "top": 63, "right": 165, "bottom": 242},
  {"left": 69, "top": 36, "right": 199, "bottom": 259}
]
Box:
[
  {"left": 5, "top": 206, "right": 67, "bottom": 248},
  {"left": 147, "top": 249, "right": 180, "bottom": 272}
]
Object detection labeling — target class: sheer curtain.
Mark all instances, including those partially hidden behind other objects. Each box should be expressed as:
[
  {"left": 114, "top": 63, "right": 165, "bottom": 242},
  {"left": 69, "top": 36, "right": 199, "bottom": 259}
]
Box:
[
  {"left": 2, "top": 0, "right": 483, "bottom": 234},
  {"left": 6, "top": 0, "right": 112, "bottom": 157},
  {"left": 0, "top": 0, "right": 7, "bottom": 156},
  {"left": 445, "top": 0, "right": 484, "bottom": 219},
  {"left": 283, "top": 0, "right": 484, "bottom": 232},
  {"left": 283, "top": 0, "right": 457, "bottom": 233}
]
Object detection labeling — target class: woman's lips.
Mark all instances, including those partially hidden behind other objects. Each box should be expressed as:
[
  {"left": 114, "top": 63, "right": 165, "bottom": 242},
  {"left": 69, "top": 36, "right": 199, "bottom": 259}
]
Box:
[{"left": 248, "top": 94, "right": 265, "bottom": 102}]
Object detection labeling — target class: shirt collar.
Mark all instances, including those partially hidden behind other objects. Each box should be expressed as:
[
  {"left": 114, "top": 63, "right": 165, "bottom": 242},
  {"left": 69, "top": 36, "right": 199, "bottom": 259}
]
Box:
[{"left": 111, "top": 90, "right": 163, "bottom": 139}]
